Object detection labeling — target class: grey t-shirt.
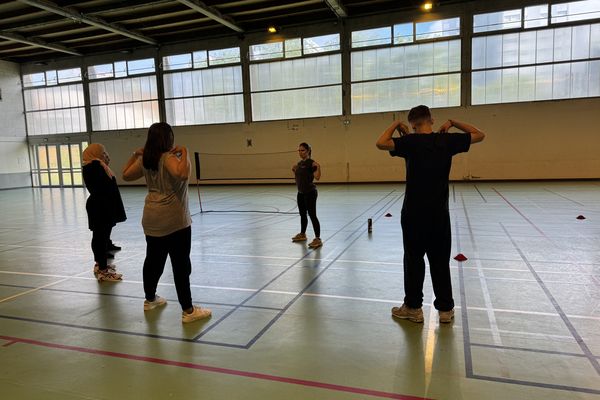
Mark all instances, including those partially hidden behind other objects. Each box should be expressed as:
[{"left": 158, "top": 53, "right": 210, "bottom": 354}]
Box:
[{"left": 141, "top": 153, "right": 191, "bottom": 237}]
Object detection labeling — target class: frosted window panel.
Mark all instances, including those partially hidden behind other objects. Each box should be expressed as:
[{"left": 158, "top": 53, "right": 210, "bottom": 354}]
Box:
[
  {"left": 250, "top": 55, "right": 340, "bottom": 91},
  {"left": 128, "top": 58, "right": 155, "bottom": 75},
  {"left": 252, "top": 86, "right": 341, "bottom": 121},
  {"left": 501, "top": 68, "right": 519, "bottom": 102},
  {"left": 351, "top": 84, "right": 364, "bottom": 114},
  {"left": 473, "top": 9, "right": 521, "bottom": 33},
  {"left": 571, "top": 25, "right": 590, "bottom": 60},
  {"left": 180, "top": 72, "right": 193, "bottom": 97},
  {"left": 418, "top": 76, "right": 433, "bottom": 106},
  {"left": 115, "top": 104, "right": 126, "bottom": 128},
  {"left": 416, "top": 18, "right": 460, "bottom": 40},
  {"left": 107, "top": 104, "right": 117, "bottom": 129},
  {"left": 448, "top": 74, "right": 460, "bottom": 106},
  {"left": 133, "top": 103, "right": 144, "bottom": 127},
  {"left": 285, "top": 38, "right": 302, "bottom": 58},
  {"left": 405, "top": 45, "right": 419, "bottom": 76},
  {"left": 131, "top": 78, "right": 142, "bottom": 101},
  {"left": 393, "top": 23, "right": 413, "bottom": 44},
  {"left": 386, "top": 47, "right": 404, "bottom": 79},
  {"left": 250, "top": 42, "right": 283, "bottom": 60},
  {"left": 551, "top": 0, "right": 600, "bottom": 23},
  {"left": 503, "top": 33, "right": 519, "bottom": 66},
  {"left": 303, "top": 34, "right": 340, "bottom": 54},
  {"left": 351, "top": 27, "right": 391, "bottom": 48},
  {"left": 361, "top": 49, "right": 377, "bottom": 80},
  {"left": 485, "top": 35, "right": 502, "bottom": 68},
  {"left": 485, "top": 69, "right": 502, "bottom": 104},
  {"left": 121, "top": 79, "right": 132, "bottom": 102},
  {"left": 163, "top": 53, "right": 192, "bottom": 71},
  {"left": 193, "top": 51, "right": 208, "bottom": 69},
  {"left": 554, "top": 27, "right": 572, "bottom": 62},
  {"left": 519, "top": 31, "right": 536, "bottom": 65},
  {"left": 589, "top": 60, "right": 600, "bottom": 96},
  {"left": 351, "top": 52, "right": 364, "bottom": 81},
  {"left": 433, "top": 74, "right": 449, "bottom": 107},
  {"left": 46, "top": 88, "right": 55, "bottom": 109},
  {"left": 571, "top": 61, "right": 589, "bottom": 97},
  {"left": 471, "top": 36, "right": 486, "bottom": 69},
  {"left": 55, "top": 110, "right": 65, "bottom": 133},
  {"left": 448, "top": 40, "right": 461, "bottom": 71},
  {"left": 536, "top": 29, "right": 554, "bottom": 63},
  {"left": 105, "top": 80, "right": 115, "bottom": 103},
  {"left": 591, "top": 24, "right": 600, "bottom": 57},
  {"left": 419, "top": 43, "right": 434, "bottom": 75},
  {"left": 376, "top": 79, "right": 392, "bottom": 111},
  {"left": 535, "top": 65, "right": 553, "bottom": 100},
  {"left": 377, "top": 47, "right": 393, "bottom": 80},
  {"left": 552, "top": 63, "right": 571, "bottom": 98},
  {"left": 524, "top": 5, "right": 548, "bottom": 28},
  {"left": 433, "top": 41, "right": 449, "bottom": 73}
]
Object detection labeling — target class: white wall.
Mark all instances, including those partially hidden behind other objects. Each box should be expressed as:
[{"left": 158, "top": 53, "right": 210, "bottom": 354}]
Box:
[
  {"left": 95, "top": 96, "right": 600, "bottom": 186},
  {"left": 0, "top": 60, "right": 30, "bottom": 189}
]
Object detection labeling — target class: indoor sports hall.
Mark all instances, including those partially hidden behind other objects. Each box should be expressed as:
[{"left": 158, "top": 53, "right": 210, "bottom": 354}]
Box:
[{"left": 0, "top": 1, "right": 599, "bottom": 399}]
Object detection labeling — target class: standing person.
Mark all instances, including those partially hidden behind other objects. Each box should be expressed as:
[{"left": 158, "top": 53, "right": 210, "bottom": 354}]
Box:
[
  {"left": 122, "top": 122, "right": 211, "bottom": 323},
  {"left": 291, "top": 142, "right": 322, "bottom": 249},
  {"left": 82, "top": 143, "right": 126, "bottom": 282},
  {"left": 375, "top": 105, "right": 485, "bottom": 323}
]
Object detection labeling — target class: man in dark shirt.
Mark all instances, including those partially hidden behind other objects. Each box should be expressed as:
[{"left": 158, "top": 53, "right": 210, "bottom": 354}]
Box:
[{"left": 376, "top": 105, "right": 485, "bottom": 323}]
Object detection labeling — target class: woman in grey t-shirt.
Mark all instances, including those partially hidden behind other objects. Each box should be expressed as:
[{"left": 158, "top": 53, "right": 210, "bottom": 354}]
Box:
[{"left": 123, "top": 122, "right": 211, "bottom": 323}]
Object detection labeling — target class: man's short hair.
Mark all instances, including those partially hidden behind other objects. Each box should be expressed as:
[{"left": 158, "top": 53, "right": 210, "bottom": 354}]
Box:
[{"left": 407, "top": 105, "right": 431, "bottom": 123}]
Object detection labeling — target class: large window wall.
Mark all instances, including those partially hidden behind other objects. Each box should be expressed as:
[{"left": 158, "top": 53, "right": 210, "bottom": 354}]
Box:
[
  {"left": 472, "top": 1, "right": 600, "bottom": 104},
  {"left": 249, "top": 34, "right": 342, "bottom": 121}
]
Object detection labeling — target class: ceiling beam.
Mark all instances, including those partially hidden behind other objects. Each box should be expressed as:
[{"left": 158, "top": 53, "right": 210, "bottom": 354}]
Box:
[
  {"left": 324, "top": 0, "right": 348, "bottom": 17},
  {"left": 175, "top": 0, "right": 244, "bottom": 32},
  {"left": 0, "top": 30, "right": 82, "bottom": 56},
  {"left": 18, "top": 0, "right": 158, "bottom": 45}
]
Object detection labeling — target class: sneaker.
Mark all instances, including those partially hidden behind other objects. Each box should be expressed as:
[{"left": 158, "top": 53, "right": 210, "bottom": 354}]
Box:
[
  {"left": 182, "top": 306, "right": 212, "bottom": 323},
  {"left": 292, "top": 233, "right": 307, "bottom": 242},
  {"left": 96, "top": 269, "right": 123, "bottom": 282},
  {"left": 439, "top": 309, "right": 455, "bottom": 323},
  {"left": 391, "top": 304, "right": 424, "bottom": 323},
  {"left": 93, "top": 263, "right": 117, "bottom": 277},
  {"left": 144, "top": 296, "right": 167, "bottom": 311},
  {"left": 308, "top": 238, "right": 322, "bottom": 249},
  {"left": 107, "top": 243, "right": 121, "bottom": 251}
]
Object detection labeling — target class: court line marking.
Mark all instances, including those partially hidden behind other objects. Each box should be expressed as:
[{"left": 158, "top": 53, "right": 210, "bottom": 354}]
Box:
[
  {"left": 456, "top": 219, "right": 474, "bottom": 376},
  {"left": 470, "top": 342, "right": 591, "bottom": 358},
  {"left": 469, "top": 374, "right": 600, "bottom": 395},
  {"left": 191, "top": 190, "right": 400, "bottom": 342},
  {"left": 0, "top": 334, "right": 429, "bottom": 400},
  {"left": 0, "top": 269, "right": 90, "bottom": 304},
  {"left": 543, "top": 188, "right": 586, "bottom": 207},
  {"left": 473, "top": 185, "right": 487, "bottom": 203},
  {"left": 500, "top": 222, "right": 600, "bottom": 375}
]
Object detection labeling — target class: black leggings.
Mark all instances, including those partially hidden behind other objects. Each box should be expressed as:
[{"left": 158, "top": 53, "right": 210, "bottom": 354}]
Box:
[
  {"left": 91, "top": 225, "right": 112, "bottom": 270},
  {"left": 297, "top": 190, "right": 320, "bottom": 237},
  {"left": 143, "top": 226, "right": 193, "bottom": 310}
]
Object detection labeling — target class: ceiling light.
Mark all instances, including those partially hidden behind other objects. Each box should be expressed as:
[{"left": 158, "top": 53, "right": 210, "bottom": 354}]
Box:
[
  {"left": 267, "top": 26, "right": 278, "bottom": 33},
  {"left": 422, "top": 2, "right": 433, "bottom": 11}
]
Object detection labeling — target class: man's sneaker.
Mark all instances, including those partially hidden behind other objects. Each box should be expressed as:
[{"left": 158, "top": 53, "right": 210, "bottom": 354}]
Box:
[
  {"left": 439, "top": 309, "right": 455, "bottom": 323},
  {"left": 292, "top": 233, "right": 307, "bottom": 242},
  {"left": 182, "top": 306, "right": 212, "bottom": 323},
  {"left": 107, "top": 243, "right": 121, "bottom": 251},
  {"left": 391, "top": 304, "right": 424, "bottom": 323},
  {"left": 96, "top": 270, "right": 122, "bottom": 282},
  {"left": 144, "top": 296, "right": 167, "bottom": 311},
  {"left": 94, "top": 263, "right": 117, "bottom": 276},
  {"left": 308, "top": 238, "right": 323, "bottom": 249}
]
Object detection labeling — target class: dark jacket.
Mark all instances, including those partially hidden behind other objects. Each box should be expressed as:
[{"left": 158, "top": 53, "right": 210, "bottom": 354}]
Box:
[{"left": 82, "top": 160, "right": 126, "bottom": 230}]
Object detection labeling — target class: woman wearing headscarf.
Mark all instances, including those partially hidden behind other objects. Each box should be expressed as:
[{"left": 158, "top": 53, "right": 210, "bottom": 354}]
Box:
[
  {"left": 122, "top": 122, "right": 211, "bottom": 323},
  {"left": 82, "top": 143, "right": 126, "bottom": 282}
]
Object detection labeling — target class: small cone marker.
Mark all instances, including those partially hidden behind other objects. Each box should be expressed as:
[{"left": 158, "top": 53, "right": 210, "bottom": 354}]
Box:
[
  {"left": 385, "top": 213, "right": 392, "bottom": 217},
  {"left": 576, "top": 215, "right": 586, "bottom": 220},
  {"left": 454, "top": 253, "right": 467, "bottom": 261}
]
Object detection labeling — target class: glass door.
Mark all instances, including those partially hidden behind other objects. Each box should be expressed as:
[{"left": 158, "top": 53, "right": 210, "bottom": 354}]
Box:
[{"left": 31, "top": 142, "right": 88, "bottom": 187}]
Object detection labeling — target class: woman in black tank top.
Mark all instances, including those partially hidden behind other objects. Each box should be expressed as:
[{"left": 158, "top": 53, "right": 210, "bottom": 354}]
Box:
[{"left": 291, "top": 142, "right": 322, "bottom": 249}]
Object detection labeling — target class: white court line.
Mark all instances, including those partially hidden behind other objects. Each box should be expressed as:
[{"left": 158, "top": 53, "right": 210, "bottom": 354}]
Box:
[
  {"left": 0, "top": 269, "right": 90, "bottom": 304},
  {"left": 470, "top": 327, "right": 574, "bottom": 341},
  {"left": 2, "top": 269, "right": 600, "bottom": 322}
]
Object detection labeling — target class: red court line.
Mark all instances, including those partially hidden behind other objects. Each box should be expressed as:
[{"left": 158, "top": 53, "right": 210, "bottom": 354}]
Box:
[{"left": 0, "top": 335, "right": 430, "bottom": 400}]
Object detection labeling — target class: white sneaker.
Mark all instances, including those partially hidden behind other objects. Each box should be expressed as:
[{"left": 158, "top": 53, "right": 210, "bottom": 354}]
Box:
[
  {"left": 93, "top": 263, "right": 117, "bottom": 277},
  {"left": 96, "top": 269, "right": 122, "bottom": 282},
  {"left": 144, "top": 295, "right": 167, "bottom": 311},
  {"left": 182, "top": 306, "right": 212, "bottom": 323}
]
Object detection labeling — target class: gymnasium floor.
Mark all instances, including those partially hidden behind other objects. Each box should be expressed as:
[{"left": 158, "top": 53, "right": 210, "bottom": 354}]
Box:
[{"left": 0, "top": 182, "right": 599, "bottom": 400}]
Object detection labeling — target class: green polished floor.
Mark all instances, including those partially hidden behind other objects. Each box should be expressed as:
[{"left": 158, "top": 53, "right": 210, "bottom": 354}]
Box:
[{"left": 0, "top": 182, "right": 599, "bottom": 399}]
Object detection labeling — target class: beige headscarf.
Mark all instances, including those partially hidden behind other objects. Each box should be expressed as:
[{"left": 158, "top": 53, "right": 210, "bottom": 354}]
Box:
[{"left": 82, "top": 143, "right": 114, "bottom": 178}]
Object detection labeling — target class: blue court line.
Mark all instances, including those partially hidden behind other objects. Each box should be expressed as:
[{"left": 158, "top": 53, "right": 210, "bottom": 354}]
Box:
[
  {"left": 0, "top": 283, "right": 283, "bottom": 312},
  {"left": 244, "top": 193, "right": 404, "bottom": 348},
  {"left": 0, "top": 314, "right": 246, "bottom": 349},
  {"left": 191, "top": 189, "right": 399, "bottom": 342}
]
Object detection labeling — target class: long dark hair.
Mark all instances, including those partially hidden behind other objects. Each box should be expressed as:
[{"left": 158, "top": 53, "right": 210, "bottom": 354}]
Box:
[
  {"left": 299, "top": 142, "right": 312, "bottom": 157},
  {"left": 143, "top": 122, "right": 174, "bottom": 171}
]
